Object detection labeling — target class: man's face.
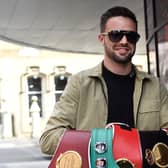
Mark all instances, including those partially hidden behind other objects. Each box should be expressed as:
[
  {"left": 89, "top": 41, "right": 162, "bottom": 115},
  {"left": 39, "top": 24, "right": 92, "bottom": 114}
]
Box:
[{"left": 98, "top": 16, "right": 138, "bottom": 64}]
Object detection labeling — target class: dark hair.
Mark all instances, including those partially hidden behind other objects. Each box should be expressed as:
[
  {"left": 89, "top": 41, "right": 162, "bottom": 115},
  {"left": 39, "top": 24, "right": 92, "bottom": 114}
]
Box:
[{"left": 100, "top": 6, "right": 138, "bottom": 32}]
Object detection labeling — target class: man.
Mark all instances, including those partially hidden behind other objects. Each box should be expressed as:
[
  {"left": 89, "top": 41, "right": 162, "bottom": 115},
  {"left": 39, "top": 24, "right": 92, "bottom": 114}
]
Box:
[{"left": 39, "top": 6, "right": 168, "bottom": 158}]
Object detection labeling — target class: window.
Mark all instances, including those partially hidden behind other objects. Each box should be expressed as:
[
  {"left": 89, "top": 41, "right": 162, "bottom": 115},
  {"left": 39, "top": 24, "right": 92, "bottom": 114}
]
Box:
[
  {"left": 53, "top": 66, "right": 71, "bottom": 101},
  {"left": 27, "top": 76, "right": 42, "bottom": 117},
  {"left": 20, "top": 66, "right": 47, "bottom": 118}
]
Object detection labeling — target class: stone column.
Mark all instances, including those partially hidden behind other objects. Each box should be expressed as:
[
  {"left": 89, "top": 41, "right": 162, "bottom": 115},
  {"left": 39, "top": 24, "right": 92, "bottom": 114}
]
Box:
[{"left": 0, "top": 100, "right": 13, "bottom": 138}]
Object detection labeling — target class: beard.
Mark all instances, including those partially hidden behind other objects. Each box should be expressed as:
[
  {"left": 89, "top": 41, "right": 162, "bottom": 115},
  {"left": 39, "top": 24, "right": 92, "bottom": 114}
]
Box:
[{"left": 104, "top": 44, "right": 135, "bottom": 64}]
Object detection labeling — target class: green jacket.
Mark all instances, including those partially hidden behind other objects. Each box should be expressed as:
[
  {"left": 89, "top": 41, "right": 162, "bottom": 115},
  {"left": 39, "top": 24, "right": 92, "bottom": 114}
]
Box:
[{"left": 39, "top": 63, "right": 168, "bottom": 155}]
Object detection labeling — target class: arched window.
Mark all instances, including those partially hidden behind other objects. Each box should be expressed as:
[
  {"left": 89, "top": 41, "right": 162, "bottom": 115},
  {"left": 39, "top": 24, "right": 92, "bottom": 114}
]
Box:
[
  {"left": 52, "top": 66, "right": 71, "bottom": 101},
  {"left": 27, "top": 75, "right": 42, "bottom": 117},
  {"left": 20, "top": 66, "right": 47, "bottom": 122}
]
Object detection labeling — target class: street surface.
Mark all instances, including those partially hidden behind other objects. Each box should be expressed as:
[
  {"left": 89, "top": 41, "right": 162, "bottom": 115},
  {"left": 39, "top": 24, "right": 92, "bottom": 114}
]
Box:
[{"left": 0, "top": 138, "right": 52, "bottom": 168}]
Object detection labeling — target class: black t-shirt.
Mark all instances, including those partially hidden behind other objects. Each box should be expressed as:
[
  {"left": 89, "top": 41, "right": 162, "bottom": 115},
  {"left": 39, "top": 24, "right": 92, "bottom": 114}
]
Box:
[{"left": 102, "top": 64, "right": 135, "bottom": 128}]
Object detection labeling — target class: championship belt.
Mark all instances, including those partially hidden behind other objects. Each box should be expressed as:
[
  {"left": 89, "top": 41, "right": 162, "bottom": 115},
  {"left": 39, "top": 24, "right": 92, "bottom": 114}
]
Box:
[
  {"left": 90, "top": 128, "right": 119, "bottom": 168},
  {"left": 106, "top": 123, "right": 143, "bottom": 168},
  {"left": 48, "top": 123, "right": 143, "bottom": 168},
  {"left": 48, "top": 130, "right": 90, "bottom": 168}
]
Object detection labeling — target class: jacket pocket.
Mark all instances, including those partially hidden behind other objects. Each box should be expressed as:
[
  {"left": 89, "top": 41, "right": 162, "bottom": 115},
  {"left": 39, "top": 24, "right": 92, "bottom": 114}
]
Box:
[
  {"left": 138, "top": 100, "right": 160, "bottom": 113},
  {"left": 137, "top": 100, "right": 160, "bottom": 130}
]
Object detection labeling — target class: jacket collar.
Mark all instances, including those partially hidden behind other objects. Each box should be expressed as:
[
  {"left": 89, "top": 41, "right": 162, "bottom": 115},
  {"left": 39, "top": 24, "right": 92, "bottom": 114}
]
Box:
[
  {"left": 88, "top": 62, "right": 153, "bottom": 81},
  {"left": 89, "top": 62, "right": 102, "bottom": 77}
]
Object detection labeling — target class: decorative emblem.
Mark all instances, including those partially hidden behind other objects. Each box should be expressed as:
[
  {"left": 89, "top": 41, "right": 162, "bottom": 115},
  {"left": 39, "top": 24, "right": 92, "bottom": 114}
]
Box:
[
  {"left": 162, "top": 128, "right": 168, "bottom": 136},
  {"left": 145, "top": 142, "right": 168, "bottom": 167},
  {"left": 145, "top": 148, "right": 154, "bottom": 166},
  {"left": 116, "top": 158, "right": 135, "bottom": 168},
  {"left": 96, "top": 158, "right": 107, "bottom": 168},
  {"left": 95, "top": 142, "right": 107, "bottom": 154},
  {"left": 56, "top": 151, "right": 82, "bottom": 168}
]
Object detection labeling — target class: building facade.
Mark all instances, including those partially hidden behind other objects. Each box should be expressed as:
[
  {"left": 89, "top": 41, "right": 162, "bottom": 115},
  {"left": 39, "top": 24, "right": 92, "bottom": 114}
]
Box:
[{"left": 1, "top": 0, "right": 168, "bottom": 138}]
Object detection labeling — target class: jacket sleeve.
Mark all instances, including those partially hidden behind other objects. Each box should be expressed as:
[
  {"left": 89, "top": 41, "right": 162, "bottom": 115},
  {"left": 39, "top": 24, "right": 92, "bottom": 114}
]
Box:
[
  {"left": 160, "top": 84, "right": 168, "bottom": 128},
  {"left": 39, "top": 74, "right": 81, "bottom": 155}
]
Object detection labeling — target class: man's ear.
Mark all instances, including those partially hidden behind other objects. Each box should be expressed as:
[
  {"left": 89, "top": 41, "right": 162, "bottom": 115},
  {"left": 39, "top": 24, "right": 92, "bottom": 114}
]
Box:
[{"left": 98, "top": 34, "right": 104, "bottom": 44}]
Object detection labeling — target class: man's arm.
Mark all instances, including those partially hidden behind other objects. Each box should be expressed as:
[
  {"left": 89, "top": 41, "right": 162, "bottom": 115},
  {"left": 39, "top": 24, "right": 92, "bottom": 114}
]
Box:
[
  {"left": 160, "top": 84, "right": 168, "bottom": 128},
  {"left": 39, "top": 74, "right": 81, "bottom": 155}
]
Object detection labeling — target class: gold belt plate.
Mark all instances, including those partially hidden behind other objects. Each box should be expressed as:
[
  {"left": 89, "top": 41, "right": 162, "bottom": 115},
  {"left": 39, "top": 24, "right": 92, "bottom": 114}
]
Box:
[{"left": 56, "top": 151, "right": 82, "bottom": 168}]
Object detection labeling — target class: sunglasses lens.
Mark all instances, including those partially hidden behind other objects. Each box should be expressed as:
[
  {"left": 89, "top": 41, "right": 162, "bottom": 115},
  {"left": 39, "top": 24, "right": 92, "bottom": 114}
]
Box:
[
  {"left": 108, "top": 31, "right": 123, "bottom": 42},
  {"left": 126, "top": 32, "right": 140, "bottom": 43},
  {"left": 108, "top": 31, "right": 140, "bottom": 43}
]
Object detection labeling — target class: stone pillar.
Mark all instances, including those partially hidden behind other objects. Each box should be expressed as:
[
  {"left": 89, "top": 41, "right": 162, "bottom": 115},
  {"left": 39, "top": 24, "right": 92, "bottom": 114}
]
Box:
[{"left": 0, "top": 100, "right": 13, "bottom": 138}]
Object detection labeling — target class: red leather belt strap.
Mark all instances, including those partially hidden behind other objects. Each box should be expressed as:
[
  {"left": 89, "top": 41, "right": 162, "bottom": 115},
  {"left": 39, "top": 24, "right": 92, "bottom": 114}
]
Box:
[
  {"left": 113, "top": 124, "right": 143, "bottom": 168},
  {"left": 48, "top": 130, "right": 90, "bottom": 168}
]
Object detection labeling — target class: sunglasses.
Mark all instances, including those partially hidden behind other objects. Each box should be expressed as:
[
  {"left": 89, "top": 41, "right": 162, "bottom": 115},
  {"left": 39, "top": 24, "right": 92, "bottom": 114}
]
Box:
[{"left": 102, "top": 30, "right": 140, "bottom": 44}]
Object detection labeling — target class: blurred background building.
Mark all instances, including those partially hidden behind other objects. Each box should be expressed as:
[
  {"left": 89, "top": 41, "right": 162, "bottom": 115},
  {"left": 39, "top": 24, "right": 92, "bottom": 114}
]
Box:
[{"left": 0, "top": 0, "right": 167, "bottom": 139}]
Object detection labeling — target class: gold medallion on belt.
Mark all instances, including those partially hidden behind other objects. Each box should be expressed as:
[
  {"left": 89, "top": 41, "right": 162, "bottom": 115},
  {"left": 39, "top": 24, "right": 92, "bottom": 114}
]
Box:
[
  {"left": 145, "top": 142, "right": 168, "bottom": 168},
  {"left": 56, "top": 151, "right": 82, "bottom": 168}
]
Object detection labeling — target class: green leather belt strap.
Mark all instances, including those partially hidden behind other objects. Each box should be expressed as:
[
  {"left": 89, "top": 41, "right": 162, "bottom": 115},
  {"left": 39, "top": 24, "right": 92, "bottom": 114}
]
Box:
[{"left": 90, "top": 128, "right": 119, "bottom": 168}]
